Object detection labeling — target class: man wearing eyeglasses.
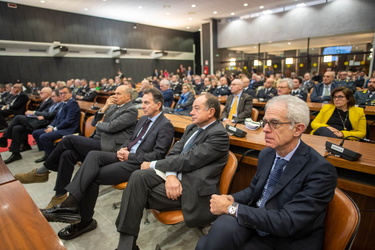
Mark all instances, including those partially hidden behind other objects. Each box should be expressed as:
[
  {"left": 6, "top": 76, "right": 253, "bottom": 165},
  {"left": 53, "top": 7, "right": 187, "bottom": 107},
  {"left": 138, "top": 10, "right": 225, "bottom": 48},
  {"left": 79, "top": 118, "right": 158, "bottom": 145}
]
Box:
[
  {"left": 197, "top": 95, "right": 337, "bottom": 250},
  {"left": 310, "top": 71, "right": 339, "bottom": 103},
  {"left": 0, "top": 83, "right": 29, "bottom": 131},
  {"left": 32, "top": 86, "right": 81, "bottom": 163},
  {"left": 354, "top": 77, "right": 375, "bottom": 106},
  {"left": 276, "top": 78, "right": 293, "bottom": 96},
  {"left": 335, "top": 70, "right": 355, "bottom": 92}
]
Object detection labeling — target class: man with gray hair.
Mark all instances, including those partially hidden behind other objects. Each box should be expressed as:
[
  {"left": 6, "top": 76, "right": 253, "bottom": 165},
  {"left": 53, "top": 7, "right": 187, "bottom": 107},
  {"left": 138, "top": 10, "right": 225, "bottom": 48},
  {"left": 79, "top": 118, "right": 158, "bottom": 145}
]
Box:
[
  {"left": 197, "top": 95, "right": 337, "bottom": 250},
  {"left": 276, "top": 78, "right": 293, "bottom": 96},
  {"left": 159, "top": 79, "right": 174, "bottom": 107}
]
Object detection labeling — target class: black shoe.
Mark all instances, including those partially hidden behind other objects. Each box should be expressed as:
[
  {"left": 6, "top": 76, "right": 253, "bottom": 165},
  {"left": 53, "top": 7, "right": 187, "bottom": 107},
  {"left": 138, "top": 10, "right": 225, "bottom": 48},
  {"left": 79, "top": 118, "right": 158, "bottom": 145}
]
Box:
[
  {"left": 40, "top": 204, "right": 81, "bottom": 224},
  {"left": 35, "top": 154, "right": 47, "bottom": 163},
  {"left": 0, "top": 137, "right": 7, "bottom": 147},
  {"left": 20, "top": 144, "right": 32, "bottom": 152},
  {"left": 4, "top": 153, "right": 22, "bottom": 164},
  {"left": 58, "top": 219, "right": 97, "bottom": 240}
]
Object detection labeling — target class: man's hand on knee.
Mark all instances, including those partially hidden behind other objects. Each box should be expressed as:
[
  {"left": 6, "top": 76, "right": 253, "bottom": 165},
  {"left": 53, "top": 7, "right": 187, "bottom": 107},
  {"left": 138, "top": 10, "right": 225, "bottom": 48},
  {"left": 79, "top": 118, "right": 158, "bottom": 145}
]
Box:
[{"left": 165, "top": 175, "right": 182, "bottom": 200}]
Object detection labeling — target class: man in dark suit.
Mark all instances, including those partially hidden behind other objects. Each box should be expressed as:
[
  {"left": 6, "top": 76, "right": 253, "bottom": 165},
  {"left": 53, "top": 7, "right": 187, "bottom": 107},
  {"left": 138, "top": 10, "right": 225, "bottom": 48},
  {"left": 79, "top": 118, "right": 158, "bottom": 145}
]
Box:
[
  {"left": 354, "top": 76, "right": 375, "bottom": 106},
  {"left": 335, "top": 70, "right": 355, "bottom": 92},
  {"left": 0, "top": 88, "right": 61, "bottom": 164},
  {"left": 302, "top": 72, "right": 315, "bottom": 92},
  {"left": 197, "top": 95, "right": 337, "bottom": 250},
  {"left": 75, "top": 80, "right": 97, "bottom": 102},
  {"left": 256, "top": 78, "right": 277, "bottom": 101},
  {"left": 213, "top": 77, "right": 231, "bottom": 96},
  {"left": 0, "top": 83, "right": 29, "bottom": 130},
  {"left": 114, "top": 93, "right": 230, "bottom": 250},
  {"left": 160, "top": 79, "right": 174, "bottom": 107},
  {"left": 310, "top": 71, "right": 339, "bottom": 103},
  {"left": 32, "top": 86, "right": 81, "bottom": 163},
  {"left": 15, "top": 85, "right": 138, "bottom": 209},
  {"left": 41, "top": 88, "right": 175, "bottom": 241},
  {"left": 222, "top": 79, "right": 253, "bottom": 123},
  {"left": 291, "top": 77, "right": 308, "bottom": 101}
]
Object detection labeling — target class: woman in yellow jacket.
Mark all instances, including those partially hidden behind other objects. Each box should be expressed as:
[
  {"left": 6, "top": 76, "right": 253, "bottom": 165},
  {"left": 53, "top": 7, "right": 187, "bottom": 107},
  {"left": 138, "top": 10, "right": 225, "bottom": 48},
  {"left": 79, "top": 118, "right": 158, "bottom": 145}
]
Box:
[{"left": 311, "top": 86, "right": 366, "bottom": 139}]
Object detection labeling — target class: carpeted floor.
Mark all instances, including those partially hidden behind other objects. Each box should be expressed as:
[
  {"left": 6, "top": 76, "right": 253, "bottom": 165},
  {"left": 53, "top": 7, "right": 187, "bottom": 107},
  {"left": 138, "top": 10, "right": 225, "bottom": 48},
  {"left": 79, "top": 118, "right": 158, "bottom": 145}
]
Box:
[{"left": 0, "top": 133, "right": 36, "bottom": 153}]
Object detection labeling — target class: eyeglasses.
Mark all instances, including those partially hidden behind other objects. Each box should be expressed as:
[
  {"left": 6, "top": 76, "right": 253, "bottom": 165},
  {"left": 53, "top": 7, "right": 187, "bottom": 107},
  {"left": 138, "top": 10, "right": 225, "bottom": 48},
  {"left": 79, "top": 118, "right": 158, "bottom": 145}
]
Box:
[
  {"left": 260, "top": 119, "right": 293, "bottom": 129},
  {"left": 333, "top": 95, "right": 346, "bottom": 99},
  {"left": 59, "top": 92, "right": 69, "bottom": 95},
  {"left": 276, "top": 86, "right": 288, "bottom": 89}
]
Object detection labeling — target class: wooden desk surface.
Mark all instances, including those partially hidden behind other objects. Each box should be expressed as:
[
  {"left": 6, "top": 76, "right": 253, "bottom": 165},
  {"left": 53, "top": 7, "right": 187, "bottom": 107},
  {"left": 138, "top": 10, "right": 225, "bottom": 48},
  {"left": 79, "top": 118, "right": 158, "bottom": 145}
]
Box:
[
  {"left": 77, "top": 100, "right": 104, "bottom": 114},
  {"left": 0, "top": 181, "right": 66, "bottom": 249},
  {"left": 153, "top": 112, "right": 375, "bottom": 176},
  {"left": 0, "top": 157, "right": 15, "bottom": 185}
]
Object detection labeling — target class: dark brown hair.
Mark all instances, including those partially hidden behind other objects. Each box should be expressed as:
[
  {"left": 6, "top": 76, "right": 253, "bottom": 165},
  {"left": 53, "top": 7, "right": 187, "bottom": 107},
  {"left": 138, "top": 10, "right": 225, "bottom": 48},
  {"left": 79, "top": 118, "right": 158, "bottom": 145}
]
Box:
[{"left": 330, "top": 86, "right": 355, "bottom": 107}]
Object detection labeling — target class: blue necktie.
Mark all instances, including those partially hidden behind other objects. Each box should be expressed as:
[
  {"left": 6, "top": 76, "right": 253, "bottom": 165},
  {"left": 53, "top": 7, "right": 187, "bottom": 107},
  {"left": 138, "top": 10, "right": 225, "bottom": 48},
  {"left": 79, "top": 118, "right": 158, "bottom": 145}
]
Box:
[
  {"left": 181, "top": 128, "right": 203, "bottom": 154},
  {"left": 257, "top": 157, "right": 288, "bottom": 237}
]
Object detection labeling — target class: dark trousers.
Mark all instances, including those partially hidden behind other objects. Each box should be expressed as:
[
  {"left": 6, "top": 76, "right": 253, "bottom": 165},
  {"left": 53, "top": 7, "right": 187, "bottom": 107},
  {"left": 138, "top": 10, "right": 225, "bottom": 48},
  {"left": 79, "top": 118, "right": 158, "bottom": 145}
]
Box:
[
  {"left": 0, "top": 109, "right": 15, "bottom": 128},
  {"left": 115, "top": 169, "right": 181, "bottom": 239},
  {"left": 32, "top": 128, "right": 65, "bottom": 156},
  {"left": 44, "top": 135, "right": 101, "bottom": 196},
  {"left": 196, "top": 215, "right": 273, "bottom": 250},
  {"left": 65, "top": 151, "right": 142, "bottom": 222},
  {"left": 4, "top": 115, "right": 32, "bottom": 153},
  {"left": 313, "top": 127, "right": 340, "bottom": 138}
]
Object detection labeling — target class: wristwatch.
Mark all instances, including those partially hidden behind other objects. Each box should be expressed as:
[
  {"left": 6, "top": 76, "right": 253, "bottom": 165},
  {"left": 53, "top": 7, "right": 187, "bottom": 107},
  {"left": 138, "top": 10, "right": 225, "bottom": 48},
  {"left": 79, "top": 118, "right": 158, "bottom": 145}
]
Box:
[{"left": 227, "top": 202, "right": 238, "bottom": 216}]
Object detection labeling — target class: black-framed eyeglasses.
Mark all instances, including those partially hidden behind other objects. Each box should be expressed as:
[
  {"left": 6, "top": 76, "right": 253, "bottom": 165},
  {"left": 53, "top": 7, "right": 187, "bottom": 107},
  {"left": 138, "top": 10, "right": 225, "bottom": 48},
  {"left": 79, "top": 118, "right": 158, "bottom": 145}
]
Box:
[
  {"left": 260, "top": 119, "right": 294, "bottom": 129},
  {"left": 333, "top": 95, "right": 345, "bottom": 100}
]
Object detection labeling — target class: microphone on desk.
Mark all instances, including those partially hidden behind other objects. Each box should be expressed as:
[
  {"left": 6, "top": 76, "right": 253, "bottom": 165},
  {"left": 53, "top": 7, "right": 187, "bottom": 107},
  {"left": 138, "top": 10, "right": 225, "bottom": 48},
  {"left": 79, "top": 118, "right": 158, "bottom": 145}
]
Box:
[
  {"left": 325, "top": 140, "right": 362, "bottom": 161},
  {"left": 339, "top": 136, "right": 375, "bottom": 146},
  {"left": 226, "top": 123, "right": 247, "bottom": 138}
]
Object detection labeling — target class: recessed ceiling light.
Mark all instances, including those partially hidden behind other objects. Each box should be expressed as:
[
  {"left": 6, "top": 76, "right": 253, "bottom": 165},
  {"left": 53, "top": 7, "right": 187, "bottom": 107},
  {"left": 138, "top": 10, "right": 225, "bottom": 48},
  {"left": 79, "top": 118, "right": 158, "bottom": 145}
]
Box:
[
  {"left": 102, "top": 0, "right": 106, "bottom": 1},
  {"left": 188, "top": 17, "right": 192, "bottom": 20},
  {"left": 84, "top": 8, "right": 88, "bottom": 11},
  {"left": 244, "top": 3, "right": 248, "bottom": 7},
  {"left": 288, "top": 42, "right": 292, "bottom": 45},
  {"left": 138, "top": 6, "right": 142, "bottom": 9},
  {"left": 40, "top": 0, "right": 45, "bottom": 3},
  {"left": 260, "top": 6, "right": 264, "bottom": 9},
  {"left": 213, "top": 11, "right": 218, "bottom": 14},
  {"left": 191, "top": 4, "right": 196, "bottom": 8},
  {"left": 187, "top": 27, "right": 190, "bottom": 29},
  {"left": 166, "top": 12, "right": 170, "bottom": 15},
  {"left": 198, "top": 28, "right": 201, "bottom": 32},
  {"left": 231, "top": 12, "right": 235, "bottom": 15}
]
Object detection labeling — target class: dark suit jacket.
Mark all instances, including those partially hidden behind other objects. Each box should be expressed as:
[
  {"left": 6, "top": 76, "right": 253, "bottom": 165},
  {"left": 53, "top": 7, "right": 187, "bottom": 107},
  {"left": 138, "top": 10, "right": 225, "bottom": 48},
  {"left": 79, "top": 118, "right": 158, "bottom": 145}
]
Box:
[
  {"left": 49, "top": 98, "right": 81, "bottom": 135},
  {"left": 232, "top": 141, "right": 337, "bottom": 249},
  {"left": 155, "top": 120, "right": 230, "bottom": 228},
  {"left": 162, "top": 89, "right": 174, "bottom": 107},
  {"left": 354, "top": 89, "right": 375, "bottom": 105},
  {"left": 8, "top": 92, "right": 29, "bottom": 115},
  {"left": 92, "top": 102, "right": 138, "bottom": 152},
  {"left": 213, "top": 86, "right": 231, "bottom": 96},
  {"left": 310, "top": 82, "right": 339, "bottom": 103},
  {"left": 27, "top": 98, "right": 56, "bottom": 129},
  {"left": 222, "top": 93, "right": 253, "bottom": 123},
  {"left": 256, "top": 87, "right": 277, "bottom": 100},
  {"left": 81, "top": 89, "right": 98, "bottom": 102},
  {"left": 291, "top": 90, "right": 308, "bottom": 102},
  {"left": 122, "top": 113, "right": 174, "bottom": 165}
]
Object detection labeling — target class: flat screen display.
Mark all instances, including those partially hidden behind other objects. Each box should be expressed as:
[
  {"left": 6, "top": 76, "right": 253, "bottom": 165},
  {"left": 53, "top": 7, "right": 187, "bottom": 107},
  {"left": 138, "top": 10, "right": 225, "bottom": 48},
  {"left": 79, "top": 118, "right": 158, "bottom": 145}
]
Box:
[{"left": 323, "top": 46, "right": 352, "bottom": 55}]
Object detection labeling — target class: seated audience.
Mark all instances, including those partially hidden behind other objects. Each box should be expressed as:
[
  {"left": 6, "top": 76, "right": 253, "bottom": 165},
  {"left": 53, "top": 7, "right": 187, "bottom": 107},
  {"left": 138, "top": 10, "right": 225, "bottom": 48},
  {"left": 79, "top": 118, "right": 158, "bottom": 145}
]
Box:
[
  {"left": 0, "top": 88, "right": 61, "bottom": 164},
  {"left": 354, "top": 76, "right": 375, "bottom": 106},
  {"left": 311, "top": 86, "right": 366, "bottom": 139},
  {"left": 109, "top": 93, "right": 230, "bottom": 250},
  {"left": 256, "top": 78, "right": 277, "bottom": 101},
  {"left": 276, "top": 78, "right": 292, "bottom": 96},
  {"left": 302, "top": 72, "right": 315, "bottom": 92},
  {"left": 201, "top": 77, "right": 213, "bottom": 93},
  {"left": 166, "top": 83, "right": 196, "bottom": 116},
  {"left": 291, "top": 77, "right": 308, "bottom": 101},
  {"left": 32, "top": 86, "right": 81, "bottom": 163},
  {"left": 196, "top": 95, "right": 337, "bottom": 250},
  {"left": 242, "top": 77, "right": 255, "bottom": 97},
  {"left": 75, "top": 80, "right": 97, "bottom": 102},
  {"left": 0, "top": 83, "right": 29, "bottom": 130},
  {"left": 15, "top": 85, "right": 138, "bottom": 209},
  {"left": 222, "top": 79, "right": 253, "bottom": 123},
  {"left": 160, "top": 79, "right": 174, "bottom": 107},
  {"left": 354, "top": 70, "right": 366, "bottom": 88},
  {"left": 170, "top": 75, "right": 182, "bottom": 95},
  {"left": 193, "top": 75, "right": 204, "bottom": 95},
  {"left": 335, "top": 70, "right": 355, "bottom": 92},
  {"left": 40, "top": 88, "right": 174, "bottom": 240},
  {"left": 0, "top": 83, "right": 11, "bottom": 106},
  {"left": 213, "top": 77, "right": 231, "bottom": 96},
  {"left": 310, "top": 71, "right": 339, "bottom": 103}
]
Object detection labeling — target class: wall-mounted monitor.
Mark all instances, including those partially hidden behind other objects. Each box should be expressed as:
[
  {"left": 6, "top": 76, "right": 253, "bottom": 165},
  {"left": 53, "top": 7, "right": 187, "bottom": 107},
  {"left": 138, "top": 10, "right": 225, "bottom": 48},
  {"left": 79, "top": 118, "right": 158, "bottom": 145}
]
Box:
[{"left": 323, "top": 46, "right": 352, "bottom": 55}]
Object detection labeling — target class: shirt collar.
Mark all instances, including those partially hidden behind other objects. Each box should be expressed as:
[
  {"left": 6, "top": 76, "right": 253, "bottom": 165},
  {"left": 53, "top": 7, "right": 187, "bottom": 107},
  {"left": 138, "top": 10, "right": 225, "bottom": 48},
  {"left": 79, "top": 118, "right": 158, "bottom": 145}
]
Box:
[{"left": 276, "top": 139, "right": 301, "bottom": 161}]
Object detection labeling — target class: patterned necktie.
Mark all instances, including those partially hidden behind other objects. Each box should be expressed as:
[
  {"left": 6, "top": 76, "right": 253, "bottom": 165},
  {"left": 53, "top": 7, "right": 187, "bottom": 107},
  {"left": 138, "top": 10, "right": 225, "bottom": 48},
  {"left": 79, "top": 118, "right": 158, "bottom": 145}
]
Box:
[
  {"left": 181, "top": 128, "right": 204, "bottom": 154},
  {"left": 323, "top": 85, "right": 330, "bottom": 96},
  {"left": 257, "top": 157, "right": 288, "bottom": 237},
  {"left": 127, "top": 119, "right": 151, "bottom": 151},
  {"left": 228, "top": 96, "right": 238, "bottom": 120}
]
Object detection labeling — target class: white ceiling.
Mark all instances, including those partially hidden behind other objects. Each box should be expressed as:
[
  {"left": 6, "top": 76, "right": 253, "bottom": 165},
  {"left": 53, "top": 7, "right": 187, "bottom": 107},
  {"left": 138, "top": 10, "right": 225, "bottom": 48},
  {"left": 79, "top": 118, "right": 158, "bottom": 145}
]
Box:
[{"left": 3, "top": 0, "right": 324, "bottom": 32}]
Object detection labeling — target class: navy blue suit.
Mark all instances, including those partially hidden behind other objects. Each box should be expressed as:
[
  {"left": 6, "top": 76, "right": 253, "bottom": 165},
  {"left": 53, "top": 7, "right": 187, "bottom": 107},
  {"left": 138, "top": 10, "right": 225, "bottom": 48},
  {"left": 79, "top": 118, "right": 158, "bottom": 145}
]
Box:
[
  {"left": 310, "top": 82, "right": 339, "bottom": 103},
  {"left": 162, "top": 89, "right": 174, "bottom": 107},
  {"left": 32, "top": 98, "right": 81, "bottom": 156}
]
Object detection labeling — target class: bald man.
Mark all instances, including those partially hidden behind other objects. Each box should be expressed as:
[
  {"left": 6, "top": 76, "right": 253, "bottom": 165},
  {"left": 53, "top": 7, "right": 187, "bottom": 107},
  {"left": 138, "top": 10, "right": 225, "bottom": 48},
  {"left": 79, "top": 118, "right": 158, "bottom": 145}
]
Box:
[
  {"left": 310, "top": 71, "right": 339, "bottom": 103},
  {"left": 221, "top": 79, "right": 253, "bottom": 123}
]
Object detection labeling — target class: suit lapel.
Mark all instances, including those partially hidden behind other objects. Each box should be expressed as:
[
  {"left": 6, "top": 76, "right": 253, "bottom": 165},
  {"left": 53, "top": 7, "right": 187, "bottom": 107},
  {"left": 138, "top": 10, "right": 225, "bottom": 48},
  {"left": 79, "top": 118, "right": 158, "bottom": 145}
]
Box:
[{"left": 268, "top": 141, "right": 308, "bottom": 201}]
